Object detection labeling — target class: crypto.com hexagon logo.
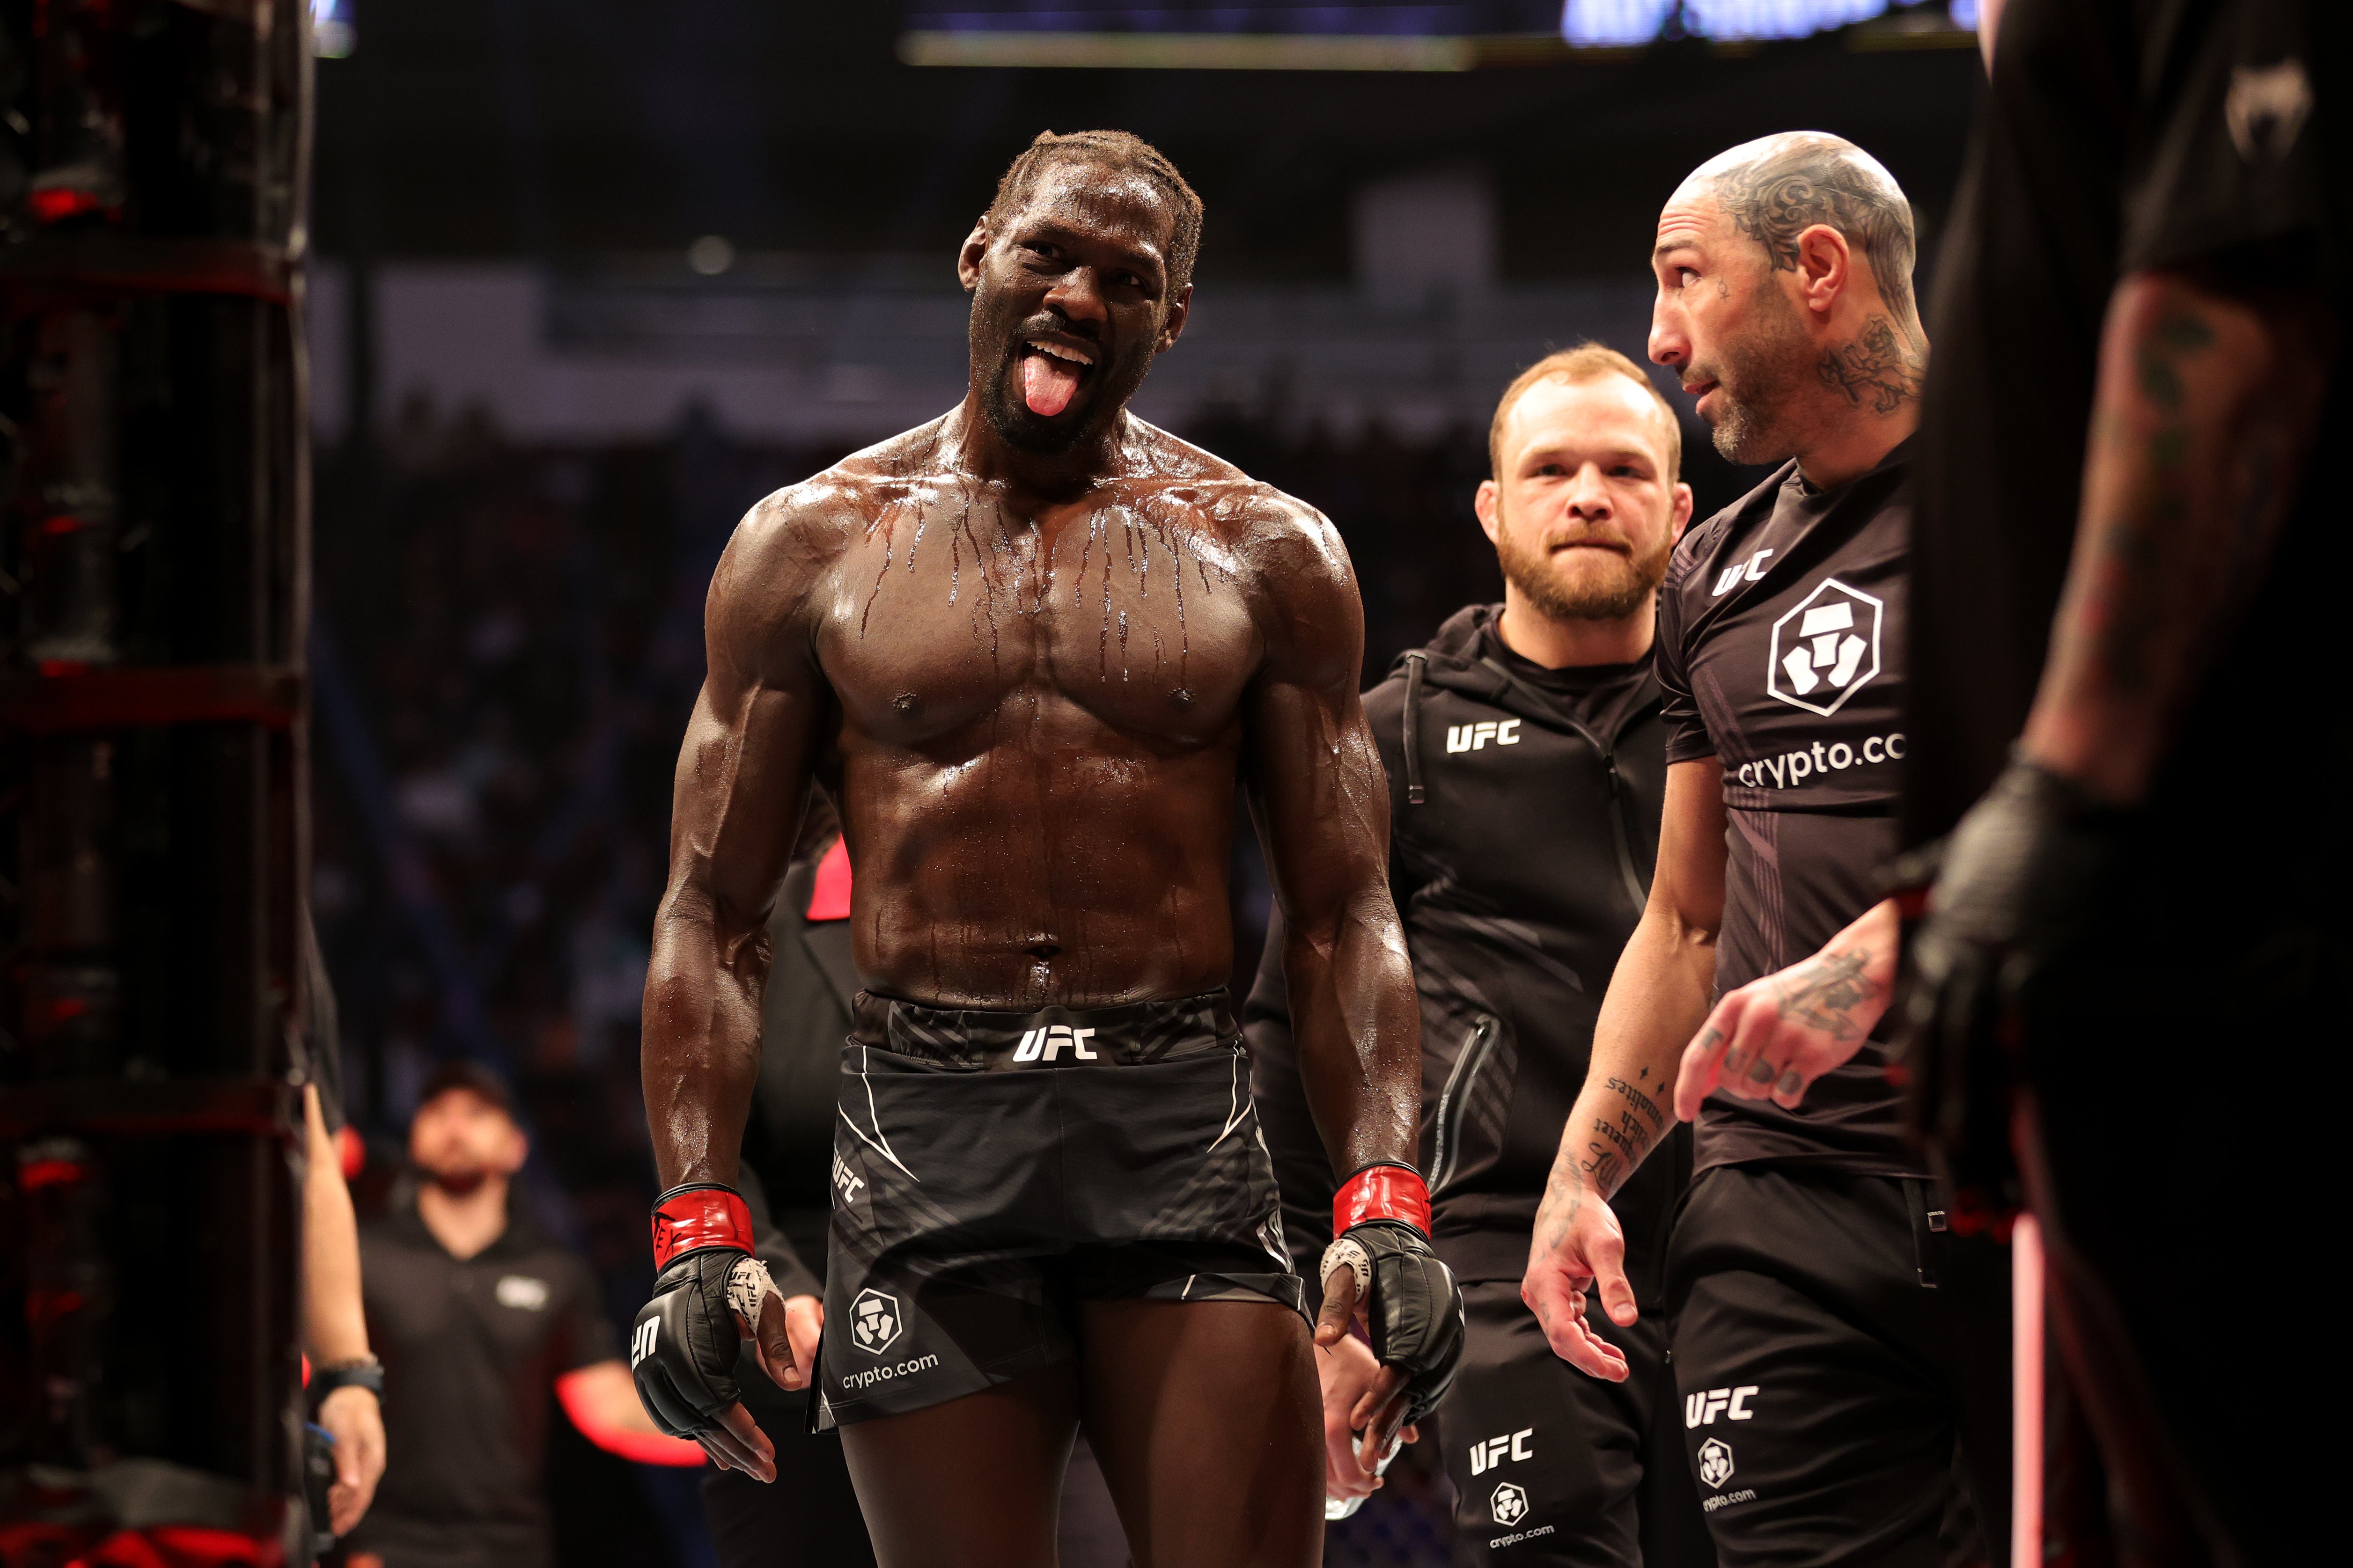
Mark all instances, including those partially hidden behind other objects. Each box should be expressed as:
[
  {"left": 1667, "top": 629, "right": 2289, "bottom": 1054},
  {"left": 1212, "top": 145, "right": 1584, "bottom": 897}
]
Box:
[
  {"left": 1767, "top": 578, "right": 1883, "bottom": 717},
  {"left": 1490, "top": 1481, "right": 1529, "bottom": 1527},
  {"left": 1697, "top": 1437, "right": 1736, "bottom": 1491},
  {"left": 849, "top": 1288, "right": 904, "bottom": 1356}
]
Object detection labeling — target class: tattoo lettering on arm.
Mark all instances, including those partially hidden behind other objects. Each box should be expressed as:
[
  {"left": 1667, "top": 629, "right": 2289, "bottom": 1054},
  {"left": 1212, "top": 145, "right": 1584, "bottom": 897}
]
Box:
[
  {"left": 1817, "top": 316, "right": 1927, "bottom": 415},
  {"left": 1772, "top": 950, "right": 1879, "bottom": 1042}
]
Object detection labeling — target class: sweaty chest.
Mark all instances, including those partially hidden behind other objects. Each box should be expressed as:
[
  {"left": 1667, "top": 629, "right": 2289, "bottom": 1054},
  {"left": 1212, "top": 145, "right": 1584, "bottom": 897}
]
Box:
[{"left": 818, "top": 501, "right": 1258, "bottom": 747}]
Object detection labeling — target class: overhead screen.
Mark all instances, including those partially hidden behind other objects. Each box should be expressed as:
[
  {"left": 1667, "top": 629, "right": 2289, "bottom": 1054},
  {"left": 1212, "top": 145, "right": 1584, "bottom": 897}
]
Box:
[{"left": 902, "top": 1, "right": 1978, "bottom": 45}]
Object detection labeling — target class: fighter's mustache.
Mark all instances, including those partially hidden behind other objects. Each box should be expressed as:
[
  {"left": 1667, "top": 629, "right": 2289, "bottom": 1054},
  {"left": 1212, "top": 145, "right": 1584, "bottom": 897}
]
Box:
[{"left": 1531, "top": 530, "right": 1634, "bottom": 556}]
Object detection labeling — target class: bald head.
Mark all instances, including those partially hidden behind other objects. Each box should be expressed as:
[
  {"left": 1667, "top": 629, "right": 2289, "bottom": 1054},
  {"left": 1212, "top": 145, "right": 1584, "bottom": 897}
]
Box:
[{"left": 1679, "top": 133, "right": 1919, "bottom": 325}]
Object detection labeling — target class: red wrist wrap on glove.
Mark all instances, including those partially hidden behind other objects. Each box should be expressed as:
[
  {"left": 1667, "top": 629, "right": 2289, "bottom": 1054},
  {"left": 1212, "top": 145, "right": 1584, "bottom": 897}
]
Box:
[
  {"left": 650, "top": 1184, "right": 753, "bottom": 1269},
  {"left": 1333, "top": 1162, "right": 1431, "bottom": 1239}
]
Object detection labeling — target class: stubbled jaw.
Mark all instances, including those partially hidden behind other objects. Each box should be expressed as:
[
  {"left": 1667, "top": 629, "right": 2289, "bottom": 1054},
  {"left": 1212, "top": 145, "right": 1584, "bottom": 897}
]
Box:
[{"left": 1017, "top": 337, "right": 1098, "bottom": 418}]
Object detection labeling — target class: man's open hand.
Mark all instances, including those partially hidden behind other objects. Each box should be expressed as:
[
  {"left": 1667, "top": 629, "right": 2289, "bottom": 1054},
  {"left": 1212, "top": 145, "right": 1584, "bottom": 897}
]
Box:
[
  {"left": 1522, "top": 1174, "right": 1634, "bottom": 1382},
  {"left": 317, "top": 1385, "right": 385, "bottom": 1537},
  {"left": 1674, "top": 898, "right": 1898, "bottom": 1119},
  {"left": 1314, "top": 1332, "right": 1419, "bottom": 1499}
]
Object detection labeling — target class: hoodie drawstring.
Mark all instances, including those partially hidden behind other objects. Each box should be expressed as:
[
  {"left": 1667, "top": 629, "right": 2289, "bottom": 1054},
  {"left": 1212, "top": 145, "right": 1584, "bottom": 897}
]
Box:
[{"left": 1402, "top": 650, "right": 1428, "bottom": 806}]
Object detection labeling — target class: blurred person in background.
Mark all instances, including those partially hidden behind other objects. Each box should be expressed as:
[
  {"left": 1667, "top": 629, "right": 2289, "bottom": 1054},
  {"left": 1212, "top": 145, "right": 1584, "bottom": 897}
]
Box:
[
  {"left": 301, "top": 925, "right": 389, "bottom": 1544},
  {"left": 344, "top": 1062, "right": 702, "bottom": 1568},
  {"left": 700, "top": 804, "right": 1131, "bottom": 1568},
  {"left": 1904, "top": 1, "right": 2342, "bottom": 1562},
  {"left": 1249, "top": 343, "right": 1714, "bottom": 1566},
  {"left": 1523, "top": 135, "right": 2011, "bottom": 1567}
]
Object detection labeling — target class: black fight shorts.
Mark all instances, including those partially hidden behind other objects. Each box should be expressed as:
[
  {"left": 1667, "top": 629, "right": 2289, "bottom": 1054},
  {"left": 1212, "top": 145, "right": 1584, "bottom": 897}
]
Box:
[{"left": 815, "top": 991, "right": 1304, "bottom": 1426}]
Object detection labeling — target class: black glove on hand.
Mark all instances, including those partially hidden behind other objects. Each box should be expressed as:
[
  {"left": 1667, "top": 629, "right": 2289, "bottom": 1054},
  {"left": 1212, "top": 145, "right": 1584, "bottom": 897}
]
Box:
[
  {"left": 1338, "top": 1220, "right": 1466, "bottom": 1425},
  {"left": 1322, "top": 1163, "right": 1466, "bottom": 1427},
  {"left": 1899, "top": 754, "right": 2125, "bottom": 1218},
  {"left": 630, "top": 1183, "right": 755, "bottom": 1439}
]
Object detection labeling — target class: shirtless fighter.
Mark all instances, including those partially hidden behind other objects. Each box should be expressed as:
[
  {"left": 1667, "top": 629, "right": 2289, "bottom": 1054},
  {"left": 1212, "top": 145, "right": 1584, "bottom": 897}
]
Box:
[{"left": 625, "top": 130, "right": 1463, "bottom": 1568}]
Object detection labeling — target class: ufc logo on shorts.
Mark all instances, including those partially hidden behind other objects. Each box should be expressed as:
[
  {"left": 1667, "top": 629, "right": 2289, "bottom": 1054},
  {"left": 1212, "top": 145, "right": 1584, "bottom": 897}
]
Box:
[
  {"left": 1684, "top": 1385, "right": 1758, "bottom": 1427},
  {"left": 832, "top": 1149, "right": 865, "bottom": 1202},
  {"left": 1469, "top": 1428, "right": 1535, "bottom": 1475},
  {"left": 1012, "top": 1025, "right": 1098, "bottom": 1062},
  {"left": 631, "top": 1319, "right": 659, "bottom": 1368},
  {"left": 1446, "top": 719, "right": 1521, "bottom": 753}
]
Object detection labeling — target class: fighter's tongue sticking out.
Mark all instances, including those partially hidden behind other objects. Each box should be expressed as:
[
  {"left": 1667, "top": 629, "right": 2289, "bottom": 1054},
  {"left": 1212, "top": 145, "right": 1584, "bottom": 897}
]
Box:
[{"left": 1023, "top": 351, "right": 1082, "bottom": 418}]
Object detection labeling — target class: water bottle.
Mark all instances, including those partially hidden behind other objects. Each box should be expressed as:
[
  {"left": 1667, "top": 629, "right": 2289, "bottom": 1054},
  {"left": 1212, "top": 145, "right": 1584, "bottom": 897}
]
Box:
[{"left": 1324, "top": 1429, "right": 1405, "bottom": 1521}]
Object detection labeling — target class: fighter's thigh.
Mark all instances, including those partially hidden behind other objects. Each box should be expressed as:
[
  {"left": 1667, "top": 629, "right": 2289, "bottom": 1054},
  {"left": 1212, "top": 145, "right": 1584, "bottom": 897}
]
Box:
[
  {"left": 1673, "top": 1268, "right": 1952, "bottom": 1568},
  {"left": 838, "top": 1363, "right": 1079, "bottom": 1568},
  {"left": 1076, "top": 1299, "right": 1321, "bottom": 1568},
  {"left": 1438, "top": 1280, "right": 1646, "bottom": 1568}
]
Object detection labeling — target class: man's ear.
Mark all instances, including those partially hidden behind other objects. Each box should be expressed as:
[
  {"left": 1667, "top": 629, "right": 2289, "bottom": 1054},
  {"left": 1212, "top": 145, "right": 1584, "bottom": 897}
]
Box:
[
  {"left": 1670, "top": 481, "right": 1695, "bottom": 541},
  {"left": 1474, "top": 479, "right": 1503, "bottom": 546},
  {"left": 1155, "top": 283, "right": 1194, "bottom": 354},
  {"left": 1793, "top": 223, "right": 1853, "bottom": 319},
  {"left": 498, "top": 1123, "right": 531, "bottom": 1177},
  {"left": 956, "top": 221, "right": 989, "bottom": 293}
]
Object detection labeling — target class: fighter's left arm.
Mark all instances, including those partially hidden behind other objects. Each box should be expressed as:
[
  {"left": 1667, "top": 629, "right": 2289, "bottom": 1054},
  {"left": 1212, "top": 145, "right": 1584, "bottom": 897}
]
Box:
[
  {"left": 1237, "top": 500, "right": 1419, "bottom": 1211},
  {"left": 1241, "top": 498, "right": 1455, "bottom": 1465}
]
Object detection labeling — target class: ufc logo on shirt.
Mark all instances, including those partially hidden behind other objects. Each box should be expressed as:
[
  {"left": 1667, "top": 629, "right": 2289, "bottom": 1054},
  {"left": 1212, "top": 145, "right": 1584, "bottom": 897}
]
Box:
[
  {"left": 631, "top": 1319, "right": 659, "bottom": 1368},
  {"left": 1711, "top": 548, "right": 1775, "bottom": 597},
  {"left": 1446, "top": 719, "right": 1521, "bottom": 753},
  {"left": 1469, "top": 1428, "right": 1535, "bottom": 1475},
  {"left": 1012, "top": 1025, "right": 1097, "bottom": 1062},
  {"left": 1684, "top": 1385, "right": 1758, "bottom": 1427}
]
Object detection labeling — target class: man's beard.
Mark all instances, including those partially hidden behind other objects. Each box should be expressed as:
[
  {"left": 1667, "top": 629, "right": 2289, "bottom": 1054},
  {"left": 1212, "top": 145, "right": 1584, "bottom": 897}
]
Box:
[
  {"left": 1494, "top": 510, "right": 1674, "bottom": 623},
  {"left": 971, "top": 307, "right": 1154, "bottom": 456},
  {"left": 1698, "top": 282, "right": 1815, "bottom": 465}
]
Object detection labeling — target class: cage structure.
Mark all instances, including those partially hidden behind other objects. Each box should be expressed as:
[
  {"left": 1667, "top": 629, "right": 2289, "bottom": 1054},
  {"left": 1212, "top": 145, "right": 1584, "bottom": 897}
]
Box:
[{"left": 0, "top": 3, "right": 314, "bottom": 1564}]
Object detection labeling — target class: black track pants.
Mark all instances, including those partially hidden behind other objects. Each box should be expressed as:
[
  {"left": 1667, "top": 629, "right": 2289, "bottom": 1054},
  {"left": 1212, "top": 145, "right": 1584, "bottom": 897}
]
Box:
[
  {"left": 1436, "top": 1278, "right": 1716, "bottom": 1567},
  {"left": 1666, "top": 1166, "right": 2012, "bottom": 1568}
]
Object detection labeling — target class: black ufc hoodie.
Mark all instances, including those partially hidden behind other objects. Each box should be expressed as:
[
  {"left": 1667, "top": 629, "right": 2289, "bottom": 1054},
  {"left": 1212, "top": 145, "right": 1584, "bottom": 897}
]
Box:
[{"left": 1246, "top": 603, "right": 1689, "bottom": 1304}]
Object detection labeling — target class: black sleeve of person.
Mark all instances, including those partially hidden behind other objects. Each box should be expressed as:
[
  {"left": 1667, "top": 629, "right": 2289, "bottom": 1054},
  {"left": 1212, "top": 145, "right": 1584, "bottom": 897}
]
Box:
[
  {"left": 737, "top": 1165, "right": 822, "bottom": 1302},
  {"left": 1345, "top": 1216, "right": 1466, "bottom": 1426}
]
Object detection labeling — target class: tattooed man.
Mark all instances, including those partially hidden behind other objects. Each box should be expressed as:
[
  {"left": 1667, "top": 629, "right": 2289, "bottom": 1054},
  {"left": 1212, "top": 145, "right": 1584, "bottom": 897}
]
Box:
[
  {"left": 1522, "top": 135, "right": 2013, "bottom": 1567},
  {"left": 1906, "top": 1, "right": 2342, "bottom": 1562}
]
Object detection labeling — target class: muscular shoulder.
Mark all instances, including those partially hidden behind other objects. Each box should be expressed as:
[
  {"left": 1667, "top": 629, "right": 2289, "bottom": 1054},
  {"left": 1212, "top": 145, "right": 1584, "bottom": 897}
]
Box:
[{"left": 708, "top": 422, "right": 951, "bottom": 664}]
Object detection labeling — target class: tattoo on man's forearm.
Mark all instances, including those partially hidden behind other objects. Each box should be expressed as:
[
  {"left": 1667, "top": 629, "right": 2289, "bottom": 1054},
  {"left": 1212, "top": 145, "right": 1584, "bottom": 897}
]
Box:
[
  {"left": 1605, "top": 1076, "right": 1665, "bottom": 1127},
  {"left": 2088, "top": 304, "right": 2216, "bottom": 695},
  {"left": 1816, "top": 315, "right": 1926, "bottom": 415},
  {"left": 1775, "top": 950, "right": 1878, "bottom": 1042}
]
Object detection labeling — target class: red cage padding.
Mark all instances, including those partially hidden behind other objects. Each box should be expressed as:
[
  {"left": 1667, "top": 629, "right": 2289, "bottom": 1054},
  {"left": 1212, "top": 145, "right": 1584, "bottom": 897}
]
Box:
[
  {"left": 1333, "top": 1162, "right": 1431, "bottom": 1239},
  {"left": 650, "top": 1184, "right": 754, "bottom": 1269}
]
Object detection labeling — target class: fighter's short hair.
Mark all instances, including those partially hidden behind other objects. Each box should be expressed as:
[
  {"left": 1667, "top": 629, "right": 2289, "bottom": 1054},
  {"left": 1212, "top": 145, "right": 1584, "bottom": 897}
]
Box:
[
  {"left": 1489, "top": 343, "right": 1683, "bottom": 484},
  {"left": 1702, "top": 133, "right": 1919, "bottom": 323},
  {"left": 985, "top": 129, "right": 1206, "bottom": 293}
]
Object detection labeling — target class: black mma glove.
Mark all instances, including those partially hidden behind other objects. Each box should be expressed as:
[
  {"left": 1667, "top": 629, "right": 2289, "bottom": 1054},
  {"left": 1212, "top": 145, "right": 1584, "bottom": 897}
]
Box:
[
  {"left": 1897, "top": 753, "right": 2126, "bottom": 1224},
  {"left": 630, "top": 1182, "right": 785, "bottom": 1439},
  {"left": 1321, "top": 1162, "right": 1466, "bottom": 1426}
]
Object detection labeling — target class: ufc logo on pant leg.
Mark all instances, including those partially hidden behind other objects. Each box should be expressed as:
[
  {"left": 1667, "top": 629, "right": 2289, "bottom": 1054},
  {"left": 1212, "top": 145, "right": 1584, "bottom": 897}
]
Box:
[
  {"left": 1468, "top": 1428, "right": 1535, "bottom": 1475},
  {"left": 1684, "top": 1385, "right": 1758, "bottom": 1426},
  {"left": 631, "top": 1318, "right": 659, "bottom": 1367}
]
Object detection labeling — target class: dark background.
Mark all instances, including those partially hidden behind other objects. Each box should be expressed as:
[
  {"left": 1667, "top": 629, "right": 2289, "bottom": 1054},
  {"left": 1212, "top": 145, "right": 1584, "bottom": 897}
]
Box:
[{"left": 307, "top": 5, "right": 1982, "bottom": 1563}]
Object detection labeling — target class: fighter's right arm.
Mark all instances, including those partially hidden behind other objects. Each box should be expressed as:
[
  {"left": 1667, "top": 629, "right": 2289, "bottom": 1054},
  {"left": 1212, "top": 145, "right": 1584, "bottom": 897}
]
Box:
[
  {"left": 642, "top": 490, "right": 842, "bottom": 1194},
  {"left": 1522, "top": 758, "right": 1724, "bottom": 1379}
]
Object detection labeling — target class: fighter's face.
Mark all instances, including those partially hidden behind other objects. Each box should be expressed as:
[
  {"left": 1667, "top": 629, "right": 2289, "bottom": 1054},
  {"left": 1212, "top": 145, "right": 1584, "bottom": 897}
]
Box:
[
  {"left": 409, "top": 1088, "right": 527, "bottom": 1191},
  {"left": 1647, "top": 192, "right": 1814, "bottom": 464},
  {"left": 961, "top": 162, "right": 1191, "bottom": 454},
  {"left": 1479, "top": 376, "right": 1691, "bottom": 622}
]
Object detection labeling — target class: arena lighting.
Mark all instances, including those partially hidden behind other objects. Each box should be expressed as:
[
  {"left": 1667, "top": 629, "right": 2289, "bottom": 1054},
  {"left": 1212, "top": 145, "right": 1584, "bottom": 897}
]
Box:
[
  {"left": 313, "top": 0, "right": 355, "bottom": 58},
  {"left": 901, "top": 1, "right": 1974, "bottom": 68}
]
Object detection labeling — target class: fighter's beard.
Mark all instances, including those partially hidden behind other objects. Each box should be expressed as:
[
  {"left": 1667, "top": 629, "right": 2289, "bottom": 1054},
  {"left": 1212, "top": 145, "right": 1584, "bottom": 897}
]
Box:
[
  {"left": 971, "top": 314, "right": 1153, "bottom": 456},
  {"left": 1496, "top": 514, "right": 1672, "bottom": 624}
]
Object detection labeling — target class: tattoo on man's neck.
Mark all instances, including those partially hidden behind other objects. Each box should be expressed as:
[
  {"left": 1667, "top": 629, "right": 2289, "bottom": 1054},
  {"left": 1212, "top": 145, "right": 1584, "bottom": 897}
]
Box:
[
  {"left": 1774, "top": 951, "right": 1879, "bottom": 1043},
  {"left": 1817, "top": 315, "right": 1926, "bottom": 416}
]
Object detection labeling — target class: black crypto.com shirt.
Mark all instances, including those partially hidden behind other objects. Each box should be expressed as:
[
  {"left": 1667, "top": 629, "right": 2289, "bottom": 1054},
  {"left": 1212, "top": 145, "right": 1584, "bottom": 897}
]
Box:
[
  {"left": 1655, "top": 442, "right": 1922, "bottom": 1177},
  {"left": 1909, "top": 0, "right": 2350, "bottom": 947},
  {"left": 351, "top": 1192, "right": 621, "bottom": 1568}
]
